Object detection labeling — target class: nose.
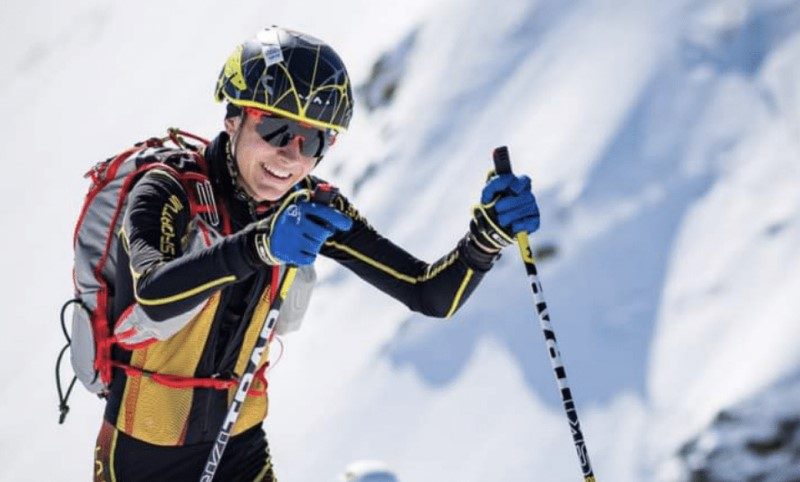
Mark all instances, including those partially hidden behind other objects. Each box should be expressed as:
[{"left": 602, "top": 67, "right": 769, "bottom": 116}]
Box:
[{"left": 278, "top": 134, "right": 304, "bottom": 159}]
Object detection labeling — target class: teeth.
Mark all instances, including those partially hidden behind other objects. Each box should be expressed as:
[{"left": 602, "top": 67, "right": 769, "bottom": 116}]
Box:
[{"left": 264, "top": 165, "right": 291, "bottom": 179}]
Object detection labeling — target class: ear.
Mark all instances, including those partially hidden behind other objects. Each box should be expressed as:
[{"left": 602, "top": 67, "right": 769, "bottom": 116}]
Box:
[{"left": 224, "top": 116, "right": 241, "bottom": 136}]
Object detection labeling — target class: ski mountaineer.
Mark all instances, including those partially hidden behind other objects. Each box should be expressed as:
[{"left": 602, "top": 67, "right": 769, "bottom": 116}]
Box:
[{"left": 91, "top": 26, "right": 540, "bottom": 482}]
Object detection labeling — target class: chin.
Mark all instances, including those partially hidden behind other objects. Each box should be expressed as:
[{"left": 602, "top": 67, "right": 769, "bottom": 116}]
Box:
[
  {"left": 243, "top": 174, "right": 299, "bottom": 202},
  {"left": 254, "top": 192, "right": 282, "bottom": 202},
  {"left": 256, "top": 185, "right": 290, "bottom": 202}
]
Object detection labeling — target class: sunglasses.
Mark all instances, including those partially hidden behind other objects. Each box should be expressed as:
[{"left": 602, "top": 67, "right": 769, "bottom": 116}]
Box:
[{"left": 244, "top": 107, "right": 337, "bottom": 158}]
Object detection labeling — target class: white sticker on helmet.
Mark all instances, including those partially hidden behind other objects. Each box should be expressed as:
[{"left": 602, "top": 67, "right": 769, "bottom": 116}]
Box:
[{"left": 257, "top": 29, "right": 285, "bottom": 67}]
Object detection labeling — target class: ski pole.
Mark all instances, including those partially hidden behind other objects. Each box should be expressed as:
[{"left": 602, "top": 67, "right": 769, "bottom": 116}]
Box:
[
  {"left": 493, "top": 146, "right": 596, "bottom": 482},
  {"left": 200, "top": 184, "right": 339, "bottom": 482}
]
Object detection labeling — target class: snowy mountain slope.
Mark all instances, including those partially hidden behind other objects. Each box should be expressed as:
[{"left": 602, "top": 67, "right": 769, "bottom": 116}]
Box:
[
  {"left": 675, "top": 370, "right": 800, "bottom": 481},
  {"left": 1, "top": 0, "right": 799, "bottom": 481},
  {"left": 647, "top": 1, "right": 800, "bottom": 475},
  {"left": 276, "top": 0, "right": 800, "bottom": 480}
]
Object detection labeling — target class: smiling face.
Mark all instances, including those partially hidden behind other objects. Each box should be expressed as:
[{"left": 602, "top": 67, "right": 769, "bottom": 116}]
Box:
[{"left": 225, "top": 113, "right": 318, "bottom": 202}]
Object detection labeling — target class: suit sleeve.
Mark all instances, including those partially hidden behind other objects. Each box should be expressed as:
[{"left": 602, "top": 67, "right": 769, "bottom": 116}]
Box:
[
  {"left": 122, "top": 169, "right": 259, "bottom": 321},
  {"left": 320, "top": 196, "right": 497, "bottom": 318}
]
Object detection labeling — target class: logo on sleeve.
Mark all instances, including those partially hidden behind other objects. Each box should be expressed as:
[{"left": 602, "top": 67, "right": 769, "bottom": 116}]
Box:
[{"left": 160, "top": 195, "right": 184, "bottom": 255}]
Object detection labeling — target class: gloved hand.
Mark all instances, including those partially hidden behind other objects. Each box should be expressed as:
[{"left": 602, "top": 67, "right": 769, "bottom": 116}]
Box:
[
  {"left": 247, "top": 190, "right": 353, "bottom": 266},
  {"left": 470, "top": 173, "right": 540, "bottom": 252}
]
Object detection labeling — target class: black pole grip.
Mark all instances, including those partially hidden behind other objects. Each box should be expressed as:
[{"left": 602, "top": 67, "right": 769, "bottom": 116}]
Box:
[
  {"left": 493, "top": 146, "right": 513, "bottom": 175},
  {"left": 312, "top": 183, "right": 339, "bottom": 206}
]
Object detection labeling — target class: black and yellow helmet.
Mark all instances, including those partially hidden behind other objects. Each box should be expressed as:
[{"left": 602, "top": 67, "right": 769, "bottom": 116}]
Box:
[{"left": 215, "top": 26, "right": 354, "bottom": 132}]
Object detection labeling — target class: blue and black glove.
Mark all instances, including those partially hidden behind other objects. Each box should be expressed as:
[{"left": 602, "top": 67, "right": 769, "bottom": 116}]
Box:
[
  {"left": 246, "top": 190, "right": 353, "bottom": 266},
  {"left": 470, "top": 173, "right": 540, "bottom": 253}
]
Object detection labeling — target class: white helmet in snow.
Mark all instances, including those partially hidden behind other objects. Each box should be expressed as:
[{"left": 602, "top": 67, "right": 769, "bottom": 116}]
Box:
[{"left": 340, "top": 460, "right": 399, "bottom": 482}]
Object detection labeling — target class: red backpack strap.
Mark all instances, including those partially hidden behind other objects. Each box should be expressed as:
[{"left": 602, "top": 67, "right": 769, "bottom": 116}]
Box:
[
  {"left": 109, "top": 361, "right": 243, "bottom": 392},
  {"left": 158, "top": 128, "right": 232, "bottom": 235}
]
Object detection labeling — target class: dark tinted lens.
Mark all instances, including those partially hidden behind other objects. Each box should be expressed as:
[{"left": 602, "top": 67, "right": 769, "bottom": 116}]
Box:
[{"left": 254, "top": 115, "right": 331, "bottom": 157}]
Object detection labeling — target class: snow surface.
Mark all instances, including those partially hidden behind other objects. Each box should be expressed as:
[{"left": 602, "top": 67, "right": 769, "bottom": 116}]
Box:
[
  {"left": 1, "top": 0, "right": 799, "bottom": 481},
  {"left": 673, "top": 370, "right": 800, "bottom": 481}
]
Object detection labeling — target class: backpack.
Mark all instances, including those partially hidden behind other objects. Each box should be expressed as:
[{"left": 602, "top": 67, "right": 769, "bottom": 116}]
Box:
[
  {"left": 55, "top": 128, "right": 231, "bottom": 423},
  {"left": 55, "top": 128, "right": 318, "bottom": 424}
]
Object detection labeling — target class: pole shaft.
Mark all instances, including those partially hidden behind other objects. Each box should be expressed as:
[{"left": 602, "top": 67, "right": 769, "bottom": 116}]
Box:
[
  {"left": 492, "top": 146, "right": 595, "bottom": 481},
  {"left": 515, "top": 233, "right": 595, "bottom": 481},
  {"left": 200, "top": 184, "right": 335, "bottom": 481},
  {"left": 200, "top": 267, "right": 298, "bottom": 482}
]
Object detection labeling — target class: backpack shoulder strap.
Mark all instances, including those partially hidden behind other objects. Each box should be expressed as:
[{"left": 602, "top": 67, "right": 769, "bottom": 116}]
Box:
[{"left": 129, "top": 129, "right": 232, "bottom": 235}]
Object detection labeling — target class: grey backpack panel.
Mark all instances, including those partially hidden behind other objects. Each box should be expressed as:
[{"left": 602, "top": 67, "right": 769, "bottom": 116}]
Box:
[
  {"left": 73, "top": 160, "right": 137, "bottom": 311},
  {"left": 70, "top": 155, "right": 141, "bottom": 392}
]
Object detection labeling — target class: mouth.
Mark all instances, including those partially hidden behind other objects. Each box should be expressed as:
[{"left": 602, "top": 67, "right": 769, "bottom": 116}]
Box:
[{"left": 262, "top": 164, "right": 292, "bottom": 181}]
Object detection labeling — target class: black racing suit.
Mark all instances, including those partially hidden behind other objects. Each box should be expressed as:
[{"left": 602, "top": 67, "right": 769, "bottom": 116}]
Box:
[{"left": 94, "top": 132, "right": 497, "bottom": 482}]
